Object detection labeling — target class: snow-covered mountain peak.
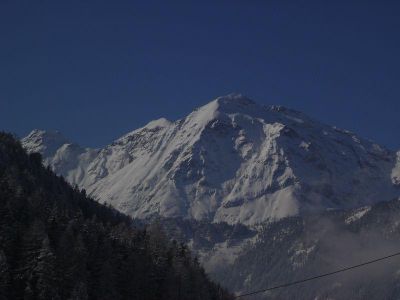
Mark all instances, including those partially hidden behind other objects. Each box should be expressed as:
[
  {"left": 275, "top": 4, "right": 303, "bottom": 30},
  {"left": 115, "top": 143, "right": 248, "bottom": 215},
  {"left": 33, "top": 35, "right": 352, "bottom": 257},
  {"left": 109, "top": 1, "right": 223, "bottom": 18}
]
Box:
[
  {"left": 205, "top": 93, "right": 261, "bottom": 116},
  {"left": 180, "top": 94, "right": 267, "bottom": 138},
  {"left": 190, "top": 93, "right": 257, "bottom": 115},
  {"left": 21, "top": 96, "right": 400, "bottom": 225},
  {"left": 189, "top": 94, "right": 315, "bottom": 131},
  {"left": 21, "top": 129, "right": 70, "bottom": 158}
]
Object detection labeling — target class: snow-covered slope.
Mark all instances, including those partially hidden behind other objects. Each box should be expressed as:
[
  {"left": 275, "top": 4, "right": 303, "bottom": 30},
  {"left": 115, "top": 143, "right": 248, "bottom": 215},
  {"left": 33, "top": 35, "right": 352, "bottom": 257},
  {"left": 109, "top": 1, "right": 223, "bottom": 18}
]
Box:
[
  {"left": 22, "top": 129, "right": 70, "bottom": 158},
  {"left": 22, "top": 130, "right": 99, "bottom": 186},
  {"left": 392, "top": 151, "right": 400, "bottom": 185},
  {"left": 21, "top": 94, "right": 400, "bottom": 225}
]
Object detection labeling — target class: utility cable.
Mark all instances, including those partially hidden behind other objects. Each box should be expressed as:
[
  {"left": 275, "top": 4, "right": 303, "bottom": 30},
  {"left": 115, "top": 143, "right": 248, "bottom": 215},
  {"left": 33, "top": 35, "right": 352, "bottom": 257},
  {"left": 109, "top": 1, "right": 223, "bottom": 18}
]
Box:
[{"left": 234, "top": 250, "right": 400, "bottom": 298}]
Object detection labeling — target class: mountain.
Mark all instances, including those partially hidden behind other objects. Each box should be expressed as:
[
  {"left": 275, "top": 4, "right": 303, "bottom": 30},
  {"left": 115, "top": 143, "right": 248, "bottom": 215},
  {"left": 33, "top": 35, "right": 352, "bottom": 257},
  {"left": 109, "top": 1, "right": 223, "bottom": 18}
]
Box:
[
  {"left": 18, "top": 95, "right": 400, "bottom": 298},
  {"left": 0, "top": 132, "right": 232, "bottom": 300},
  {"left": 21, "top": 94, "right": 400, "bottom": 225}
]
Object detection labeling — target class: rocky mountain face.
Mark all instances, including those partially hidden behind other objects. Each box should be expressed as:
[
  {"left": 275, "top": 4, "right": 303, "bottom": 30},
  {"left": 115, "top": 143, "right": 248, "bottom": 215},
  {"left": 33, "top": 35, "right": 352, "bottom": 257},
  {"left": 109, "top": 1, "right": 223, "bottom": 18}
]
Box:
[{"left": 21, "top": 94, "right": 399, "bottom": 225}]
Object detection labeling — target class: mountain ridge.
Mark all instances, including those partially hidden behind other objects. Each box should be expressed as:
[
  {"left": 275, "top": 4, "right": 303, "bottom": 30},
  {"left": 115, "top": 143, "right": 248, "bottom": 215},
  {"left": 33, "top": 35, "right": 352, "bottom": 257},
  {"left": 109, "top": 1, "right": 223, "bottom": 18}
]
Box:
[{"left": 21, "top": 94, "right": 400, "bottom": 225}]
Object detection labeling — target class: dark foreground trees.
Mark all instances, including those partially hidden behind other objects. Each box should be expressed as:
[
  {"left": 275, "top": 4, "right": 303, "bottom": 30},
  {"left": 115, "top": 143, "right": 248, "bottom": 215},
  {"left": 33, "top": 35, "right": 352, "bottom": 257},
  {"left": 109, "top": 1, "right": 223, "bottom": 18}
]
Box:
[{"left": 0, "top": 132, "right": 232, "bottom": 300}]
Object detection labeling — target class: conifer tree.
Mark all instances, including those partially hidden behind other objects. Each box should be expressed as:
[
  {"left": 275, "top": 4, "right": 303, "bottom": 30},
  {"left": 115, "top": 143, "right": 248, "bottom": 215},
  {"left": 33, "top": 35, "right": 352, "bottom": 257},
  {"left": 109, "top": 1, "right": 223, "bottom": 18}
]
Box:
[
  {"left": 0, "top": 250, "right": 11, "bottom": 300},
  {"left": 35, "top": 237, "right": 60, "bottom": 300}
]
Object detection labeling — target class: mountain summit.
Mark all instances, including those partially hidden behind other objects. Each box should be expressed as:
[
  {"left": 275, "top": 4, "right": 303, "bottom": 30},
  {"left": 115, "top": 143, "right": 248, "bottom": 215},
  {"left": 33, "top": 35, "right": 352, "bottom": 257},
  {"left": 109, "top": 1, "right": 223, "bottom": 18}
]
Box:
[{"left": 22, "top": 95, "right": 400, "bottom": 225}]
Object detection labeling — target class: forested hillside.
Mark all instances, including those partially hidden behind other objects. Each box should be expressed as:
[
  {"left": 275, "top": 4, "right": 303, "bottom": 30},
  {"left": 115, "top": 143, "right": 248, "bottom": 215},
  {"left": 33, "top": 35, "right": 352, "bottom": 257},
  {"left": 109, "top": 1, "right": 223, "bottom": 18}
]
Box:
[{"left": 0, "top": 132, "right": 232, "bottom": 300}]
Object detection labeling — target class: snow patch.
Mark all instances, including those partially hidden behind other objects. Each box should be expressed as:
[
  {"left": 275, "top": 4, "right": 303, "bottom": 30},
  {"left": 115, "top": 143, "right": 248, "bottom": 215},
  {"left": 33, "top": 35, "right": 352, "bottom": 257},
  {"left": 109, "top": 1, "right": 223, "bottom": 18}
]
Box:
[
  {"left": 144, "top": 117, "right": 171, "bottom": 129},
  {"left": 392, "top": 151, "right": 400, "bottom": 186},
  {"left": 345, "top": 206, "right": 371, "bottom": 224},
  {"left": 299, "top": 141, "right": 311, "bottom": 151}
]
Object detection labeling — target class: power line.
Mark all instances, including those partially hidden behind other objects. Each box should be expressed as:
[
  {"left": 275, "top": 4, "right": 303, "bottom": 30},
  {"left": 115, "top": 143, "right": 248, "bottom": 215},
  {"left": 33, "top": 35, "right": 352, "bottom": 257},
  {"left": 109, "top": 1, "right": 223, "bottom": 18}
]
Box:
[{"left": 234, "top": 250, "right": 400, "bottom": 298}]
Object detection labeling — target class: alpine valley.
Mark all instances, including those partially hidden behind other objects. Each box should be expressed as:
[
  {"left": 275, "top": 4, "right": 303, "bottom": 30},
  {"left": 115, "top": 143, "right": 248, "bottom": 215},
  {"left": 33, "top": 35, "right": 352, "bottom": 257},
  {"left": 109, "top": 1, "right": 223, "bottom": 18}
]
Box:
[{"left": 22, "top": 94, "right": 400, "bottom": 299}]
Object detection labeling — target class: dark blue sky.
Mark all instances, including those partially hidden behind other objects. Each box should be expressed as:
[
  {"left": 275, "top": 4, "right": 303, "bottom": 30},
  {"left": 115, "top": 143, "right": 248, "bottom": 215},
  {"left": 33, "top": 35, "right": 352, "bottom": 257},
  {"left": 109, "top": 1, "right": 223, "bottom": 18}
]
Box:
[{"left": 1, "top": 1, "right": 399, "bottom": 149}]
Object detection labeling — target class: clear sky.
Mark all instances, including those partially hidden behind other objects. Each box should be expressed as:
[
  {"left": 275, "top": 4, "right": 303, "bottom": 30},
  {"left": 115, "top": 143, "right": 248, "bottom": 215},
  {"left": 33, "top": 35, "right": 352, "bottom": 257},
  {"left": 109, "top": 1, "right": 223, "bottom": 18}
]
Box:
[{"left": 1, "top": 0, "right": 399, "bottom": 149}]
